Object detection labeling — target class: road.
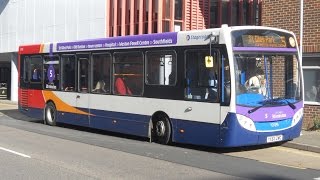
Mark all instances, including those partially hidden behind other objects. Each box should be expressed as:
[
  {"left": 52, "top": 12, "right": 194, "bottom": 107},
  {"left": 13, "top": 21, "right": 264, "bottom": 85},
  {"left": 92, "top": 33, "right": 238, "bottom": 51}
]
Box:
[{"left": 0, "top": 104, "right": 319, "bottom": 179}]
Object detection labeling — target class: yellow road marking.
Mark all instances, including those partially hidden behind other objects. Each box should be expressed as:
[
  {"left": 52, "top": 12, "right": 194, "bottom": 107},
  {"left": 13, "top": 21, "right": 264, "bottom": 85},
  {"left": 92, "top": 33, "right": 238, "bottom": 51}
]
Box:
[
  {"left": 271, "top": 146, "right": 320, "bottom": 158},
  {"left": 259, "top": 160, "right": 306, "bottom": 170}
]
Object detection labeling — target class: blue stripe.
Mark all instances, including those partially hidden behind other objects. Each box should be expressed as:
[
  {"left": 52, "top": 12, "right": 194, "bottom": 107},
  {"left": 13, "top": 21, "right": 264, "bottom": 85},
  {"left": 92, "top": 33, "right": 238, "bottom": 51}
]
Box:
[{"left": 254, "top": 119, "right": 292, "bottom": 131}]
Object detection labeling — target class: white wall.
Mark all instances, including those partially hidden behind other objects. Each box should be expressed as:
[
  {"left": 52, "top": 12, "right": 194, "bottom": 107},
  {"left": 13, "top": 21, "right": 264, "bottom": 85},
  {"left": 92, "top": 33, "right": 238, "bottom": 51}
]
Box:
[{"left": 0, "top": 0, "right": 106, "bottom": 53}]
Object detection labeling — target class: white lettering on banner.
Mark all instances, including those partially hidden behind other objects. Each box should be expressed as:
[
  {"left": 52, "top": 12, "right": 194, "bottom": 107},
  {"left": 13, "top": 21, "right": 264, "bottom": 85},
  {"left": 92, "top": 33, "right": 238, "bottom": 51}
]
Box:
[
  {"left": 104, "top": 42, "right": 117, "bottom": 48},
  {"left": 58, "top": 38, "right": 173, "bottom": 51},
  {"left": 46, "top": 84, "right": 57, "bottom": 90},
  {"left": 152, "top": 39, "right": 173, "bottom": 45},
  {"left": 88, "top": 44, "right": 103, "bottom": 49},
  {"left": 272, "top": 113, "right": 287, "bottom": 119}
]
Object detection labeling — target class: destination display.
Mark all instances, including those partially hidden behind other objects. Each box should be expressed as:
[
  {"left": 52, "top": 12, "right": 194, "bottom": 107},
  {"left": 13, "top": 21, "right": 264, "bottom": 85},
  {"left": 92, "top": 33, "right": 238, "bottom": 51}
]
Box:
[
  {"left": 241, "top": 35, "right": 287, "bottom": 48},
  {"left": 232, "top": 30, "right": 296, "bottom": 48}
]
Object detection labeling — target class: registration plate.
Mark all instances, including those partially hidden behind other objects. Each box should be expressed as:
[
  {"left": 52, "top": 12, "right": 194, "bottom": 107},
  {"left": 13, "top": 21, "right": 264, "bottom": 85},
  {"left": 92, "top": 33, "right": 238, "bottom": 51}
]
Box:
[{"left": 266, "top": 135, "right": 283, "bottom": 143}]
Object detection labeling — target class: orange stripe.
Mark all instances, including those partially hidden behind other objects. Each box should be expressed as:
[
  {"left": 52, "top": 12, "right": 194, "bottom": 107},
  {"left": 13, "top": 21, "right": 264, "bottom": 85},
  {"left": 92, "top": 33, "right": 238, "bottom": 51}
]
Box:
[
  {"left": 39, "top": 44, "right": 44, "bottom": 53},
  {"left": 42, "top": 91, "right": 91, "bottom": 116}
]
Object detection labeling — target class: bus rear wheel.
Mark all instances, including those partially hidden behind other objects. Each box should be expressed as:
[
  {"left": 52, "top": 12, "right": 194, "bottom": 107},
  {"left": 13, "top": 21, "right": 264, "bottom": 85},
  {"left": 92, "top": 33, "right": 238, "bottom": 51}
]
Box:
[
  {"left": 152, "top": 114, "right": 171, "bottom": 145},
  {"left": 45, "top": 102, "right": 57, "bottom": 126}
]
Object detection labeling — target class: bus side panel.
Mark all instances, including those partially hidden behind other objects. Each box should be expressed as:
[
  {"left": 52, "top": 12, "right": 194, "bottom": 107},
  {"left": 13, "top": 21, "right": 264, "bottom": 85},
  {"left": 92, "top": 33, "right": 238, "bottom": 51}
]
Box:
[
  {"left": 56, "top": 111, "right": 90, "bottom": 127},
  {"left": 89, "top": 109, "right": 150, "bottom": 137},
  {"left": 18, "top": 89, "right": 45, "bottom": 120},
  {"left": 19, "top": 107, "right": 43, "bottom": 120},
  {"left": 173, "top": 119, "right": 220, "bottom": 147},
  {"left": 28, "top": 90, "right": 45, "bottom": 109}
]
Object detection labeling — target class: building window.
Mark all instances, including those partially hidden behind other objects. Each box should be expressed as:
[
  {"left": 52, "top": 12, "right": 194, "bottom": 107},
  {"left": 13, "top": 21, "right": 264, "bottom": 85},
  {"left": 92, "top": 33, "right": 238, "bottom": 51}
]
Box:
[
  {"left": 221, "top": 0, "right": 229, "bottom": 25},
  {"left": 210, "top": 0, "right": 261, "bottom": 28},
  {"left": 231, "top": 0, "right": 239, "bottom": 25},
  {"left": 303, "top": 56, "right": 320, "bottom": 104},
  {"left": 175, "top": 0, "right": 182, "bottom": 20},
  {"left": 210, "top": 0, "right": 219, "bottom": 28}
]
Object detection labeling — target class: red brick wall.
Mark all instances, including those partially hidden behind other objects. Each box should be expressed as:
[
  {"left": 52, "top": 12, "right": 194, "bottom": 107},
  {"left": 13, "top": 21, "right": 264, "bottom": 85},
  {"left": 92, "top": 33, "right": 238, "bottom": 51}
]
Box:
[
  {"left": 262, "top": 0, "right": 320, "bottom": 53},
  {"left": 303, "top": 105, "right": 320, "bottom": 129},
  {"left": 262, "top": 0, "right": 320, "bottom": 129}
]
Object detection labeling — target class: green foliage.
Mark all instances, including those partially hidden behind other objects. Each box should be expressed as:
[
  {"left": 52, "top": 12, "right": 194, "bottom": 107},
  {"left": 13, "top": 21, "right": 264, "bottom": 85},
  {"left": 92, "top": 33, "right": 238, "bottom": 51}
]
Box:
[{"left": 312, "top": 115, "right": 320, "bottom": 130}]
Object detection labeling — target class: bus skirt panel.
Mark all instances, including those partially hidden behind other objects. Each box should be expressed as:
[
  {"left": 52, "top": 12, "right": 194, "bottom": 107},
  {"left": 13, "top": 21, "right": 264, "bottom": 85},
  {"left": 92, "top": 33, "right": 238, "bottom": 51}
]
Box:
[
  {"left": 89, "top": 109, "right": 150, "bottom": 138},
  {"left": 218, "top": 113, "right": 303, "bottom": 147},
  {"left": 172, "top": 119, "right": 221, "bottom": 147}
]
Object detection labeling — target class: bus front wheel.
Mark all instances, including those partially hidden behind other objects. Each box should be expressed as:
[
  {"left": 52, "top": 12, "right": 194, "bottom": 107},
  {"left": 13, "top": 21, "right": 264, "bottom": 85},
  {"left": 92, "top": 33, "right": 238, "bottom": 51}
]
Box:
[
  {"left": 45, "top": 102, "right": 57, "bottom": 126},
  {"left": 152, "top": 114, "right": 171, "bottom": 145}
]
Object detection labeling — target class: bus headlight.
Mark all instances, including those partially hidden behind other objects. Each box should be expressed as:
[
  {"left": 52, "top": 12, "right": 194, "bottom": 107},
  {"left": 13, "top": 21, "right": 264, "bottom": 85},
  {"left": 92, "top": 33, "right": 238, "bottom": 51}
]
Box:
[
  {"left": 292, "top": 108, "right": 303, "bottom": 126},
  {"left": 236, "top": 114, "right": 256, "bottom": 132}
]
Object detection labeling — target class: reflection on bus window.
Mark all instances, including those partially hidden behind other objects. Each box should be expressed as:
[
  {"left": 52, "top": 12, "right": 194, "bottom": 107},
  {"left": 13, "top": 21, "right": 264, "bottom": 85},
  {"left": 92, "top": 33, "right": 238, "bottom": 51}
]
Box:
[
  {"left": 23, "top": 57, "right": 30, "bottom": 82},
  {"left": 29, "top": 56, "right": 43, "bottom": 83},
  {"left": 234, "top": 54, "right": 302, "bottom": 106},
  {"left": 146, "top": 50, "right": 177, "bottom": 86},
  {"left": 92, "top": 53, "right": 111, "bottom": 94},
  {"left": 113, "top": 52, "right": 143, "bottom": 96},
  {"left": 79, "top": 58, "right": 89, "bottom": 93},
  {"left": 185, "top": 49, "right": 219, "bottom": 102},
  {"left": 61, "top": 55, "right": 76, "bottom": 92}
]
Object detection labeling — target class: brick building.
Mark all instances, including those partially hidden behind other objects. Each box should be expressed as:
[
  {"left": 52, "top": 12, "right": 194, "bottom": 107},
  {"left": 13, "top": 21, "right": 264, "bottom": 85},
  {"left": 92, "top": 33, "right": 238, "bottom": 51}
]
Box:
[{"left": 262, "top": 0, "right": 320, "bottom": 129}]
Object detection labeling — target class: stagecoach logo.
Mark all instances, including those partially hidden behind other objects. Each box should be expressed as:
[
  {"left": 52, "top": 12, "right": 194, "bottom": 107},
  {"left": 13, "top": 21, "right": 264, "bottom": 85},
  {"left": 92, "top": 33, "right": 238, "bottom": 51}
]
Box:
[
  {"left": 186, "top": 34, "right": 209, "bottom": 41},
  {"left": 186, "top": 35, "right": 190, "bottom": 41},
  {"left": 272, "top": 111, "right": 287, "bottom": 119}
]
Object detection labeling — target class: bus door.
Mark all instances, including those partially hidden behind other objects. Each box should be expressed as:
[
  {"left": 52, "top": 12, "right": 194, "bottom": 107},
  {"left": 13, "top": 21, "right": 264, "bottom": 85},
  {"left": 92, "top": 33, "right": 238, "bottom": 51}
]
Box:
[
  {"left": 219, "top": 52, "right": 231, "bottom": 138},
  {"left": 76, "top": 54, "right": 90, "bottom": 126},
  {"left": 181, "top": 49, "right": 221, "bottom": 145}
]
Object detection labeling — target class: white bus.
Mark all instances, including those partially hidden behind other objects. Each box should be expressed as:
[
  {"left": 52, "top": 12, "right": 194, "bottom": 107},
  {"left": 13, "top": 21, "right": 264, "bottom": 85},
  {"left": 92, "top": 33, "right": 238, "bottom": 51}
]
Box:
[{"left": 19, "top": 25, "right": 303, "bottom": 147}]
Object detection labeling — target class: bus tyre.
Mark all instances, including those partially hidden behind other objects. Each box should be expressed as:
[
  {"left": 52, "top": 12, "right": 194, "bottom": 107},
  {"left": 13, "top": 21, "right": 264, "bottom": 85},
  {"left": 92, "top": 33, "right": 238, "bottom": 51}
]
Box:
[
  {"left": 45, "top": 102, "right": 57, "bottom": 126},
  {"left": 153, "top": 115, "right": 171, "bottom": 145}
]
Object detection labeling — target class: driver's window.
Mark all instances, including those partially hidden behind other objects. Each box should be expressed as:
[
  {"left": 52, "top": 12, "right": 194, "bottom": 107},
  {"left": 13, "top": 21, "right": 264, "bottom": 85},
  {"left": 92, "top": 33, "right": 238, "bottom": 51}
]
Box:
[{"left": 185, "top": 49, "right": 219, "bottom": 102}]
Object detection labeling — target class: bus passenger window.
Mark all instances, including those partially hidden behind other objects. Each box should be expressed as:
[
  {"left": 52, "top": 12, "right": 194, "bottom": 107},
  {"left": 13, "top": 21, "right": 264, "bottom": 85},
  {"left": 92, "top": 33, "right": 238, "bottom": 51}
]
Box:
[
  {"left": 61, "top": 55, "right": 76, "bottom": 92},
  {"left": 91, "top": 53, "right": 111, "bottom": 94},
  {"left": 29, "top": 56, "right": 43, "bottom": 83},
  {"left": 145, "top": 51, "right": 177, "bottom": 86},
  {"left": 113, "top": 52, "right": 143, "bottom": 96}
]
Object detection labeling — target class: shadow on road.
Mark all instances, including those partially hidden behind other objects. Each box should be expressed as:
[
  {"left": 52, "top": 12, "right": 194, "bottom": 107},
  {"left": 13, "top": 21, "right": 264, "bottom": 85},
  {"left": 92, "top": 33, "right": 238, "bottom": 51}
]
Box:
[{"left": 0, "top": 109, "right": 42, "bottom": 123}]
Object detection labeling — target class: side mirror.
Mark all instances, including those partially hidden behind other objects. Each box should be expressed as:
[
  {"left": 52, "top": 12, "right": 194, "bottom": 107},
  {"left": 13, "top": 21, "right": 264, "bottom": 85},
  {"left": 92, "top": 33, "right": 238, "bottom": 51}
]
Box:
[{"left": 205, "top": 56, "right": 214, "bottom": 68}]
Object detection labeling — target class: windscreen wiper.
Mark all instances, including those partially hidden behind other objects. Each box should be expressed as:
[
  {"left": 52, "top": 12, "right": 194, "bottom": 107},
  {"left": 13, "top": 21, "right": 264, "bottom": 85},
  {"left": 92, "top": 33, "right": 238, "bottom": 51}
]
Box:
[
  {"left": 248, "top": 98, "right": 296, "bottom": 114},
  {"left": 248, "top": 105, "right": 263, "bottom": 114},
  {"left": 272, "top": 97, "right": 296, "bottom": 110},
  {"left": 248, "top": 100, "right": 278, "bottom": 114}
]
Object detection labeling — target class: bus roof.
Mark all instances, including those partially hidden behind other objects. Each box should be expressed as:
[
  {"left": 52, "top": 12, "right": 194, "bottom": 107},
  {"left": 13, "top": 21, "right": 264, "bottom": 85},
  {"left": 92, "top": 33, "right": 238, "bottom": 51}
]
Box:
[{"left": 18, "top": 25, "right": 294, "bottom": 55}]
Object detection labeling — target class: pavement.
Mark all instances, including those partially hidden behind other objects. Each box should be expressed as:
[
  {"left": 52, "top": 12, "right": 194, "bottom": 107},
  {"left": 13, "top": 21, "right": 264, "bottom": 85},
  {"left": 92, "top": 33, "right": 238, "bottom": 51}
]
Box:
[{"left": 0, "top": 99, "right": 320, "bottom": 153}]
